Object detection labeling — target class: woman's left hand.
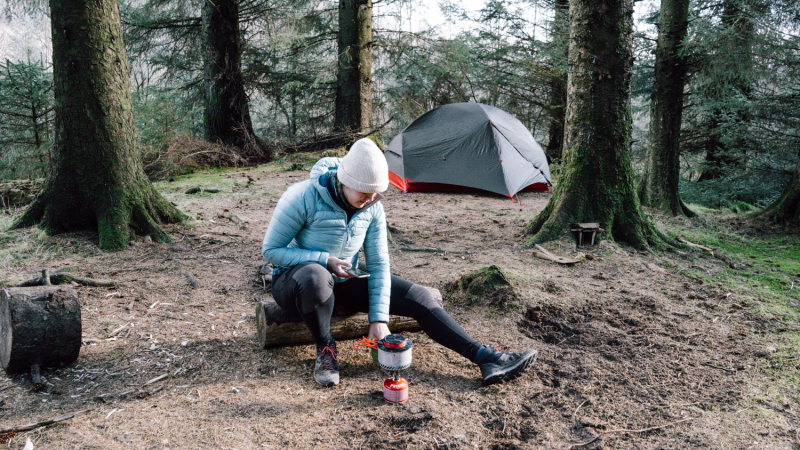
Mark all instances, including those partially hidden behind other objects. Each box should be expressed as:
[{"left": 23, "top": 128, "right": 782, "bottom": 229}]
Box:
[{"left": 367, "top": 322, "right": 391, "bottom": 341}]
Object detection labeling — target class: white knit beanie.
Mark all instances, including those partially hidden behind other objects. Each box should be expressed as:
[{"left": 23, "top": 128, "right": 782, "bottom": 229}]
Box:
[{"left": 337, "top": 138, "right": 389, "bottom": 193}]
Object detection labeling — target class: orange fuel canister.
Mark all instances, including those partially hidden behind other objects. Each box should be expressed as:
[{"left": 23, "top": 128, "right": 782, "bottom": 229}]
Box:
[{"left": 383, "top": 377, "right": 409, "bottom": 403}]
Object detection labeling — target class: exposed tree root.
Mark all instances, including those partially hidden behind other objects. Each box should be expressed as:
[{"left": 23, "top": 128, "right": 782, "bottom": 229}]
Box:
[{"left": 17, "top": 268, "right": 119, "bottom": 287}]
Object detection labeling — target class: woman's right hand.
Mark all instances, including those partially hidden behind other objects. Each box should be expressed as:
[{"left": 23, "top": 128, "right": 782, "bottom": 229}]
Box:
[{"left": 326, "top": 256, "right": 353, "bottom": 278}]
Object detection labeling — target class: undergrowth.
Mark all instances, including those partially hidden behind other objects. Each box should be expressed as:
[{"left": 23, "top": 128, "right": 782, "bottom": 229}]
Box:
[{"left": 659, "top": 207, "right": 800, "bottom": 404}]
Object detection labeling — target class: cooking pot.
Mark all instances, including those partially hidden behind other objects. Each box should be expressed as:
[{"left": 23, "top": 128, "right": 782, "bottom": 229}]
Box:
[{"left": 354, "top": 334, "right": 413, "bottom": 371}]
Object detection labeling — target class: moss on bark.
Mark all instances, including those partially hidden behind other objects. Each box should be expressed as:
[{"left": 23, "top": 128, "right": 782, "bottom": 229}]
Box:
[
  {"left": 11, "top": 0, "right": 185, "bottom": 250},
  {"left": 525, "top": 0, "right": 668, "bottom": 250}
]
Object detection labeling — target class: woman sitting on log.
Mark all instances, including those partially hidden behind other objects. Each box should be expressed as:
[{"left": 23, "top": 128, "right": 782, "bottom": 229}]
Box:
[{"left": 261, "top": 138, "right": 537, "bottom": 387}]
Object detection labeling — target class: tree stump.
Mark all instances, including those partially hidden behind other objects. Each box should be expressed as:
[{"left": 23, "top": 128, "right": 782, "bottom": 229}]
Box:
[
  {"left": 1, "top": 286, "right": 82, "bottom": 373},
  {"left": 256, "top": 288, "right": 441, "bottom": 348}
]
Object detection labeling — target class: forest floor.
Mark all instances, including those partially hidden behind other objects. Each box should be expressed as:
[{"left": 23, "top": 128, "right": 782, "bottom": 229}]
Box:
[{"left": 1, "top": 150, "right": 799, "bottom": 450}]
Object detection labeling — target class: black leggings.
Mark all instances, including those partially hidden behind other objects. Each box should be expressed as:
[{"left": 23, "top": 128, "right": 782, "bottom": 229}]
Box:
[{"left": 272, "top": 262, "right": 481, "bottom": 361}]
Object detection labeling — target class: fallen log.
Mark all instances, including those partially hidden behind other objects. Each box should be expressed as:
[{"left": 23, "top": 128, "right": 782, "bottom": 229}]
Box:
[
  {"left": 256, "top": 287, "right": 441, "bottom": 348},
  {"left": 1, "top": 286, "right": 82, "bottom": 373},
  {"left": 0, "top": 409, "right": 90, "bottom": 434}
]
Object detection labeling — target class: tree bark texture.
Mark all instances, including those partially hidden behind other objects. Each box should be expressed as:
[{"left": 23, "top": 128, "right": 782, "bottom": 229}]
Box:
[
  {"left": 334, "top": 0, "right": 373, "bottom": 133},
  {"left": 545, "top": 0, "right": 569, "bottom": 161},
  {"left": 759, "top": 151, "right": 800, "bottom": 223},
  {"left": 202, "top": 0, "right": 266, "bottom": 160},
  {"left": 638, "top": 0, "right": 694, "bottom": 216},
  {"left": 525, "top": 0, "right": 660, "bottom": 249},
  {"left": 256, "top": 301, "right": 423, "bottom": 348},
  {"left": 12, "top": 0, "right": 184, "bottom": 250},
  {"left": 1, "top": 286, "right": 81, "bottom": 372}
]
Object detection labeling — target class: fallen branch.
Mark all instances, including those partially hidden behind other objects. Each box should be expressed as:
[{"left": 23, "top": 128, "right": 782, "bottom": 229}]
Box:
[
  {"left": 567, "top": 418, "right": 693, "bottom": 449},
  {"left": 399, "top": 247, "right": 467, "bottom": 255},
  {"left": 759, "top": 400, "right": 797, "bottom": 416},
  {"left": 281, "top": 116, "right": 393, "bottom": 154},
  {"left": 676, "top": 236, "right": 713, "bottom": 255},
  {"left": 0, "top": 409, "right": 91, "bottom": 434},
  {"left": 532, "top": 244, "right": 580, "bottom": 266},
  {"left": 143, "top": 373, "right": 170, "bottom": 386},
  {"left": 185, "top": 187, "right": 221, "bottom": 194}
]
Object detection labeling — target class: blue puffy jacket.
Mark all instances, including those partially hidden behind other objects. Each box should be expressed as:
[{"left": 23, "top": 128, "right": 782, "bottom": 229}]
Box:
[{"left": 261, "top": 157, "right": 391, "bottom": 323}]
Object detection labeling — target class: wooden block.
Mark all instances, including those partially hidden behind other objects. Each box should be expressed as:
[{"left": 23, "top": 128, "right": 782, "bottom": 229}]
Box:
[{"left": 256, "top": 287, "right": 441, "bottom": 348}]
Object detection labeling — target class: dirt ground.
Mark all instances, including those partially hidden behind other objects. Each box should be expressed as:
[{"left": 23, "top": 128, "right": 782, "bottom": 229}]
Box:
[{"left": 1, "top": 154, "right": 799, "bottom": 449}]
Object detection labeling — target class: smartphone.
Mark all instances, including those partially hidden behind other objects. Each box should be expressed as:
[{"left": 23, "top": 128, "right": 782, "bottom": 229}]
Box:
[{"left": 343, "top": 266, "right": 370, "bottom": 278}]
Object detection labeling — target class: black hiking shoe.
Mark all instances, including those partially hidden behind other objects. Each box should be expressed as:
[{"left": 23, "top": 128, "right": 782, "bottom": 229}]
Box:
[
  {"left": 314, "top": 342, "right": 340, "bottom": 387},
  {"left": 475, "top": 346, "right": 538, "bottom": 385}
]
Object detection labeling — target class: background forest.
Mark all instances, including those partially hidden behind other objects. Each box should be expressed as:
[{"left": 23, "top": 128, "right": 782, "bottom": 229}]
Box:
[{"left": 0, "top": 0, "right": 799, "bottom": 212}]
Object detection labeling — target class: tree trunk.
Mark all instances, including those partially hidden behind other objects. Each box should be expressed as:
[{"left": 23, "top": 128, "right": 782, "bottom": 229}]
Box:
[
  {"left": 638, "top": 0, "right": 694, "bottom": 217},
  {"left": 334, "top": 0, "right": 373, "bottom": 133},
  {"left": 1, "top": 286, "right": 81, "bottom": 372},
  {"left": 545, "top": 0, "right": 569, "bottom": 162},
  {"left": 202, "top": 0, "right": 266, "bottom": 160},
  {"left": 12, "top": 0, "right": 184, "bottom": 250},
  {"left": 525, "top": 0, "right": 662, "bottom": 249},
  {"left": 759, "top": 151, "right": 800, "bottom": 223},
  {"left": 698, "top": 0, "right": 756, "bottom": 181}
]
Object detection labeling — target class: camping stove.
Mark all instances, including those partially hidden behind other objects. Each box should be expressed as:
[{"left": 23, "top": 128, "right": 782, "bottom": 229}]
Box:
[{"left": 354, "top": 334, "right": 413, "bottom": 403}]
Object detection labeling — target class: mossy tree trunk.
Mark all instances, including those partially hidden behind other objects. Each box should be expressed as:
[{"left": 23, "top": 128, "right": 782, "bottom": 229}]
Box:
[
  {"left": 333, "top": 0, "right": 372, "bottom": 133},
  {"left": 759, "top": 151, "right": 800, "bottom": 223},
  {"left": 525, "top": 0, "right": 662, "bottom": 249},
  {"left": 638, "top": 0, "right": 694, "bottom": 217},
  {"left": 202, "top": 0, "right": 266, "bottom": 160},
  {"left": 545, "top": 0, "right": 569, "bottom": 162},
  {"left": 11, "top": 0, "right": 184, "bottom": 250}
]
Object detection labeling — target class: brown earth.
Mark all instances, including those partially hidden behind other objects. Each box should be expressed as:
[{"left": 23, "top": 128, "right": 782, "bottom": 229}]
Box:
[{"left": 1, "top": 155, "right": 799, "bottom": 449}]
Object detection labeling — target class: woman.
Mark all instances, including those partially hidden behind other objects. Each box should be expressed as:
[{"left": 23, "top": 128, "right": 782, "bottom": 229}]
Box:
[{"left": 262, "top": 138, "right": 537, "bottom": 387}]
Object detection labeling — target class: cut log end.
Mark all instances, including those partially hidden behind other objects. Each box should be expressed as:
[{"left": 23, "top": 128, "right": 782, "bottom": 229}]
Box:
[{"left": 1, "top": 286, "right": 82, "bottom": 372}]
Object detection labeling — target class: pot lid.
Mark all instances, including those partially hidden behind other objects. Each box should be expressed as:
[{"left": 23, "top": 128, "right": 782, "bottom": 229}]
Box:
[{"left": 377, "top": 334, "right": 412, "bottom": 353}]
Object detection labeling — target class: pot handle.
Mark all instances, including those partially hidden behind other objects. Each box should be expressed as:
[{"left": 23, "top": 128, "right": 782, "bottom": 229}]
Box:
[{"left": 353, "top": 336, "right": 378, "bottom": 349}]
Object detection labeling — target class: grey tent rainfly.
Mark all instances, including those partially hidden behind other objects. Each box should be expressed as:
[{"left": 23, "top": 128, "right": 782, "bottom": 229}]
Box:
[{"left": 385, "top": 103, "right": 552, "bottom": 198}]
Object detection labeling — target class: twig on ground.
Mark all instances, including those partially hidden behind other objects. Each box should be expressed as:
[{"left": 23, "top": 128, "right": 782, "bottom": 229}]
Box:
[
  {"left": 399, "top": 247, "right": 467, "bottom": 254},
  {"left": 676, "top": 236, "right": 713, "bottom": 255},
  {"left": 572, "top": 400, "right": 588, "bottom": 420},
  {"left": 0, "top": 409, "right": 91, "bottom": 434},
  {"left": 702, "top": 362, "right": 736, "bottom": 373},
  {"left": 759, "top": 400, "right": 796, "bottom": 416},
  {"left": 567, "top": 418, "right": 693, "bottom": 449},
  {"left": 143, "top": 373, "right": 169, "bottom": 386}
]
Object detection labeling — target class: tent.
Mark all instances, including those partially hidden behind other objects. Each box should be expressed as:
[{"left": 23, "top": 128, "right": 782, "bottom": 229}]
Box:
[{"left": 385, "top": 102, "right": 551, "bottom": 197}]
